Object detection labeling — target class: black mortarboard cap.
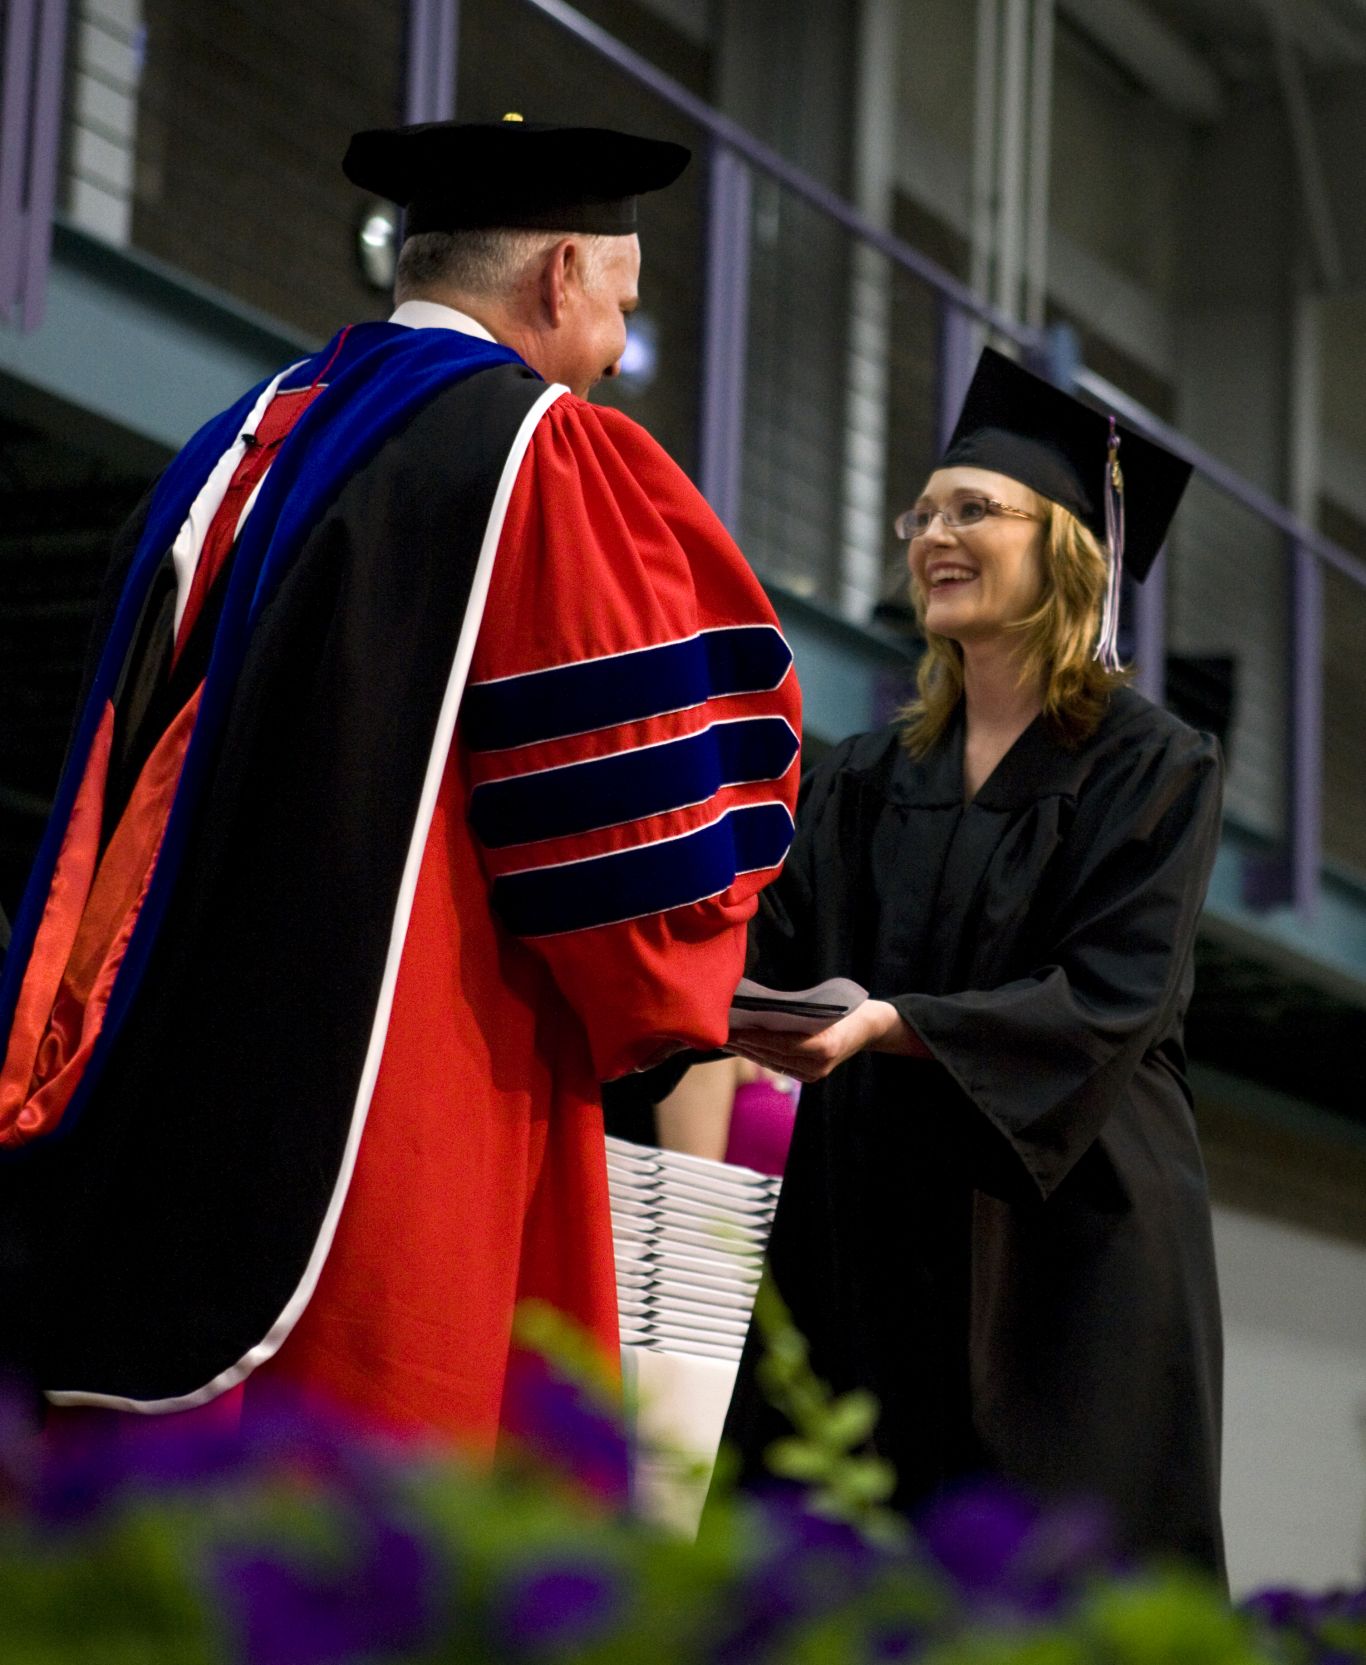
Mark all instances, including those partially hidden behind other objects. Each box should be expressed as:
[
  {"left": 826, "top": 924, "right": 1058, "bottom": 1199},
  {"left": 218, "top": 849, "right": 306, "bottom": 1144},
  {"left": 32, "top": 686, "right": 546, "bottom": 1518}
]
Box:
[
  {"left": 940, "top": 347, "right": 1192, "bottom": 582},
  {"left": 343, "top": 118, "right": 691, "bottom": 237}
]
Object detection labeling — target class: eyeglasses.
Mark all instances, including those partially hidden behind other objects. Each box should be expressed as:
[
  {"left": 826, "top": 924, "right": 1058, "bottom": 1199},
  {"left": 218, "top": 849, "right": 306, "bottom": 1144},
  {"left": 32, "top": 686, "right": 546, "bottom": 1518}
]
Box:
[{"left": 894, "top": 495, "right": 1041, "bottom": 540}]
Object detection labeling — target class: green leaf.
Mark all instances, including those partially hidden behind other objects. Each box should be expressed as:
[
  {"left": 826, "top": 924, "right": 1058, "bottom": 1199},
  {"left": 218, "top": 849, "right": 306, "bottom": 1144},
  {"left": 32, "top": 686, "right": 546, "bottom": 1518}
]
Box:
[
  {"left": 815, "top": 1390, "right": 881, "bottom": 1451},
  {"left": 1081, "top": 1572, "right": 1268, "bottom": 1665},
  {"left": 768, "top": 1329, "right": 810, "bottom": 1367},
  {"left": 764, "top": 1438, "right": 836, "bottom": 1483},
  {"left": 827, "top": 1455, "right": 897, "bottom": 1506},
  {"left": 755, "top": 1355, "right": 801, "bottom": 1394}
]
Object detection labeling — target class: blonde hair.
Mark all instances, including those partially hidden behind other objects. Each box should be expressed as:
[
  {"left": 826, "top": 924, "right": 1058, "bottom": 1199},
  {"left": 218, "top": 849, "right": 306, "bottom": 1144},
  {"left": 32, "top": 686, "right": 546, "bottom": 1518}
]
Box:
[{"left": 900, "top": 497, "right": 1129, "bottom": 758}]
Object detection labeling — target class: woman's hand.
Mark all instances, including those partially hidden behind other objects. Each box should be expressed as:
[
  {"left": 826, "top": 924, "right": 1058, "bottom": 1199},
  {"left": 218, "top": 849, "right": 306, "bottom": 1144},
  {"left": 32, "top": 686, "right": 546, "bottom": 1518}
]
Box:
[{"left": 724, "top": 998, "right": 929, "bottom": 1083}]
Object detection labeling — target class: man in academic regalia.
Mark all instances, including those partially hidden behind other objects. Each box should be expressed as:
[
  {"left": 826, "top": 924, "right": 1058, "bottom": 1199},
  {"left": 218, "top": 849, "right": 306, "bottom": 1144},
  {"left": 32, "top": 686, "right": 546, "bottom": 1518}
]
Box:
[{"left": 0, "top": 119, "right": 801, "bottom": 1452}]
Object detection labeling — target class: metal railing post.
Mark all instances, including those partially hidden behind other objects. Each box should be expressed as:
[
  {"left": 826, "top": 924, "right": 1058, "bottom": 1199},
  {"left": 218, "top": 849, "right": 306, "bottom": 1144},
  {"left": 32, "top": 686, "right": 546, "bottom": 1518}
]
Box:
[
  {"left": 0, "top": 0, "right": 37, "bottom": 321},
  {"left": 1288, "top": 539, "right": 1323, "bottom": 916},
  {"left": 21, "top": 0, "right": 67, "bottom": 331},
  {"left": 506, "top": 0, "right": 1366, "bottom": 922},
  {"left": 1131, "top": 549, "right": 1167, "bottom": 705},
  {"left": 935, "top": 300, "right": 975, "bottom": 454},
  {"left": 698, "top": 142, "right": 752, "bottom": 536},
  {"left": 405, "top": 0, "right": 458, "bottom": 124},
  {"left": 1241, "top": 536, "right": 1324, "bottom": 914},
  {"left": 1, "top": 0, "right": 68, "bottom": 333},
  {"left": 524, "top": 0, "right": 1038, "bottom": 354}
]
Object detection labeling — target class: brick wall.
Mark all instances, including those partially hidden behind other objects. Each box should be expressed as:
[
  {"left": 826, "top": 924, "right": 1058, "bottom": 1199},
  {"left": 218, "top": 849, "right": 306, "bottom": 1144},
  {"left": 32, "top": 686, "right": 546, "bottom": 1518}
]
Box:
[{"left": 129, "top": 0, "right": 403, "bottom": 342}]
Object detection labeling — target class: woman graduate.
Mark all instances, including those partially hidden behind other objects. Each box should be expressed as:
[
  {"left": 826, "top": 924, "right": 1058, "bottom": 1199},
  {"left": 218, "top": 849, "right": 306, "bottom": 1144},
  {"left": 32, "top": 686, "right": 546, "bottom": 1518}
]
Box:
[{"left": 720, "top": 348, "right": 1226, "bottom": 1577}]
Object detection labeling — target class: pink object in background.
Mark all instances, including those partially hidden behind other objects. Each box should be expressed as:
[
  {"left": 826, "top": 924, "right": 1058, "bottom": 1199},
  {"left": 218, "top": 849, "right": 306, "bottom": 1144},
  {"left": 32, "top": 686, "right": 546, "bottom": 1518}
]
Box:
[{"left": 723, "top": 1075, "right": 799, "bottom": 1177}]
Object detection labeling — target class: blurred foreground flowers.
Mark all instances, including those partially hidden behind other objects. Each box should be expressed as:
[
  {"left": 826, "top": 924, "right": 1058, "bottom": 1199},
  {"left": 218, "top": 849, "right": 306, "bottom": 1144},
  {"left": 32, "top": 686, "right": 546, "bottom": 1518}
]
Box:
[{"left": 0, "top": 1329, "right": 1358, "bottom": 1663}]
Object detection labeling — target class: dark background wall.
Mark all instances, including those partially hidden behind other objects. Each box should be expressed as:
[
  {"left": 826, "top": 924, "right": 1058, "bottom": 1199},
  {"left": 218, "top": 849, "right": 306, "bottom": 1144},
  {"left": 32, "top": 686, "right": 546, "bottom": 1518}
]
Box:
[{"left": 129, "top": 0, "right": 404, "bottom": 341}]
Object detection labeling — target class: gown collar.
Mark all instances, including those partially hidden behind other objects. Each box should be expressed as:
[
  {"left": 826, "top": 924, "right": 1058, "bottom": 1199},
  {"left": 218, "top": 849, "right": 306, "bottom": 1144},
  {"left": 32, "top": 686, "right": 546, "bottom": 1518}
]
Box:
[
  {"left": 954, "top": 687, "right": 1151, "bottom": 810},
  {"left": 388, "top": 299, "right": 498, "bottom": 343},
  {"left": 890, "top": 701, "right": 1081, "bottom": 811}
]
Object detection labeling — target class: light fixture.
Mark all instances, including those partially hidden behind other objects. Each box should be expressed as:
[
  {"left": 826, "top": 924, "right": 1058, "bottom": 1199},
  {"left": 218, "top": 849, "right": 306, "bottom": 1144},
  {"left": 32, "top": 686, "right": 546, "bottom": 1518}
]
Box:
[
  {"left": 356, "top": 200, "right": 399, "bottom": 291},
  {"left": 617, "top": 314, "right": 658, "bottom": 393}
]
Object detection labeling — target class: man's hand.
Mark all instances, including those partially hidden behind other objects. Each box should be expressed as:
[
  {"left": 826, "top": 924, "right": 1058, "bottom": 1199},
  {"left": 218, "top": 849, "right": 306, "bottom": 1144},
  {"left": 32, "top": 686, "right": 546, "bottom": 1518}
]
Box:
[{"left": 724, "top": 998, "right": 929, "bottom": 1084}]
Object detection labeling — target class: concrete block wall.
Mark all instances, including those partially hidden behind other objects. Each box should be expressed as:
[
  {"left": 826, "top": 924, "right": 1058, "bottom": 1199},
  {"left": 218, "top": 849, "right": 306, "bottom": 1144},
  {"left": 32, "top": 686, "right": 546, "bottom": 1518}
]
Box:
[
  {"left": 65, "top": 0, "right": 143, "bottom": 245},
  {"left": 123, "top": 0, "right": 402, "bottom": 342}
]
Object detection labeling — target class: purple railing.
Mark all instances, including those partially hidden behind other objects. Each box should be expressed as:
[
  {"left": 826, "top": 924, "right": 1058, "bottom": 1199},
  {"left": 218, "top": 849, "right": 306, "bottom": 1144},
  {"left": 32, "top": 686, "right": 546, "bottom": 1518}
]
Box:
[
  {"left": 7, "top": 0, "right": 1354, "bottom": 918},
  {"left": 0, "top": 0, "right": 68, "bottom": 332},
  {"left": 698, "top": 145, "right": 752, "bottom": 538},
  {"left": 1075, "top": 365, "right": 1358, "bottom": 916},
  {"left": 499, "top": 0, "right": 1361, "bottom": 921},
  {"left": 405, "top": 0, "right": 458, "bottom": 123}
]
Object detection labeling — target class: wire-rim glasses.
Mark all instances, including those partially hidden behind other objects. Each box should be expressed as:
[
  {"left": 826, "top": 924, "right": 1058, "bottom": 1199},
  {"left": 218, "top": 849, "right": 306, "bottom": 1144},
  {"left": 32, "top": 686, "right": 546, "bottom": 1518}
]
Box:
[{"left": 894, "top": 494, "right": 1042, "bottom": 541}]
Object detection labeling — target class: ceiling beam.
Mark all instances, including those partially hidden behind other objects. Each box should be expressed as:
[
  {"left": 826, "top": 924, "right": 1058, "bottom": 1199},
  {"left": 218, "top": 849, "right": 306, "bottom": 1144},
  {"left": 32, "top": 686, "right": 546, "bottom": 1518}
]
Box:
[{"left": 1057, "top": 0, "right": 1225, "bottom": 123}]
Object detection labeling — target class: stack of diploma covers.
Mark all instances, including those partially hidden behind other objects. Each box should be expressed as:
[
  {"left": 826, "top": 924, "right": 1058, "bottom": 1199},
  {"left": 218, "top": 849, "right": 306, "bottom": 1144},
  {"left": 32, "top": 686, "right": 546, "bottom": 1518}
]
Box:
[
  {"left": 607, "top": 1134, "right": 775, "bottom": 1533},
  {"left": 605, "top": 1135, "right": 778, "bottom": 1363},
  {"left": 608, "top": 979, "right": 865, "bottom": 1530}
]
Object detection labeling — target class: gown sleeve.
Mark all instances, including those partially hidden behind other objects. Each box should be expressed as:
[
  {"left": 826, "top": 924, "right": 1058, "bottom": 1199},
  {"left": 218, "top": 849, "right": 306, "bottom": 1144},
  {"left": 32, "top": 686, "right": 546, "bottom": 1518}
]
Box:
[
  {"left": 460, "top": 395, "right": 801, "bottom": 1081},
  {"left": 890, "top": 723, "right": 1223, "bottom": 1200},
  {"left": 744, "top": 736, "right": 857, "bottom": 992}
]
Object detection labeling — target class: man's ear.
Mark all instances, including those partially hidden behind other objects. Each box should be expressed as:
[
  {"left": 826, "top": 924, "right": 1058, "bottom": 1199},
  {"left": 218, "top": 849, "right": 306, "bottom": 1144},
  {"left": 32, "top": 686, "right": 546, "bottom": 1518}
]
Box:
[{"left": 541, "top": 238, "right": 574, "bottom": 326}]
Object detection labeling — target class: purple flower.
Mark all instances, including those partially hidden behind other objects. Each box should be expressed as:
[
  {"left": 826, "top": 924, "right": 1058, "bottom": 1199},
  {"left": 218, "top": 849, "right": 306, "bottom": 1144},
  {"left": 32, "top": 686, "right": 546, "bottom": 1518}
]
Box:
[
  {"left": 0, "top": 1376, "right": 41, "bottom": 1513},
  {"left": 38, "top": 1414, "right": 253, "bottom": 1525},
  {"left": 215, "top": 1518, "right": 439, "bottom": 1665},
  {"left": 866, "top": 1619, "right": 925, "bottom": 1660},
  {"left": 490, "top": 1559, "right": 624, "bottom": 1655},
  {"left": 35, "top": 1391, "right": 387, "bottom": 1529},
  {"left": 917, "top": 1481, "right": 1112, "bottom": 1618},
  {"left": 500, "top": 1357, "right": 630, "bottom": 1505},
  {"left": 1245, "top": 1587, "right": 1314, "bottom": 1628},
  {"left": 918, "top": 1484, "right": 1037, "bottom": 1598},
  {"left": 706, "top": 1491, "right": 889, "bottom": 1662},
  {"left": 1244, "top": 1582, "right": 1366, "bottom": 1661}
]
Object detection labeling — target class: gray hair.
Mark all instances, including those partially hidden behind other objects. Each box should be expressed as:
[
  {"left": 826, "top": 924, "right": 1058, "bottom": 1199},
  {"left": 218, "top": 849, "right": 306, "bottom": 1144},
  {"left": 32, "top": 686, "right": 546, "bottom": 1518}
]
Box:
[{"left": 394, "top": 227, "right": 612, "bottom": 302}]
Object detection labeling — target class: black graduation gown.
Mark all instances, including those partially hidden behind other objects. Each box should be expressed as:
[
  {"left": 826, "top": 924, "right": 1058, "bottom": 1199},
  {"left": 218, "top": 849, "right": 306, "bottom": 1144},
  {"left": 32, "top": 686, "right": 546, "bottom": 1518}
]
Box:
[{"left": 721, "top": 687, "right": 1226, "bottom": 1577}]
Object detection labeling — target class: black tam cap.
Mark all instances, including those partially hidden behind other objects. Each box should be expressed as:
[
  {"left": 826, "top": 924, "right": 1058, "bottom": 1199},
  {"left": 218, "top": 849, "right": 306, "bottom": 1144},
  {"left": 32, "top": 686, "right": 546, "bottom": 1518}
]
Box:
[
  {"left": 343, "top": 117, "right": 691, "bottom": 237},
  {"left": 940, "top": 347, "right": 1191, "bottom": 583}
]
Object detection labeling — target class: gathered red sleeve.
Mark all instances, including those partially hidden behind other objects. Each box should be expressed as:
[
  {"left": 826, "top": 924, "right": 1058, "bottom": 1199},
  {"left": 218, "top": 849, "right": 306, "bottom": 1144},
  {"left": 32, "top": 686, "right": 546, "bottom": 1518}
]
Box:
[{"left": 460, "top": 395, "right": 801, "bottom": 1080}]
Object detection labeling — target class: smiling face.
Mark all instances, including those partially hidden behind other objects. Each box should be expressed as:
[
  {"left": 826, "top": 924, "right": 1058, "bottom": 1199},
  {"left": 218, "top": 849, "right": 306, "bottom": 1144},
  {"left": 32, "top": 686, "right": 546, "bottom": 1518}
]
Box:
[
  {"left": 541, "top": 234, "right": 641, "bottom": 398},
  {"left": 906, "top": 466, "right": 1049, "bottom": 646}
]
